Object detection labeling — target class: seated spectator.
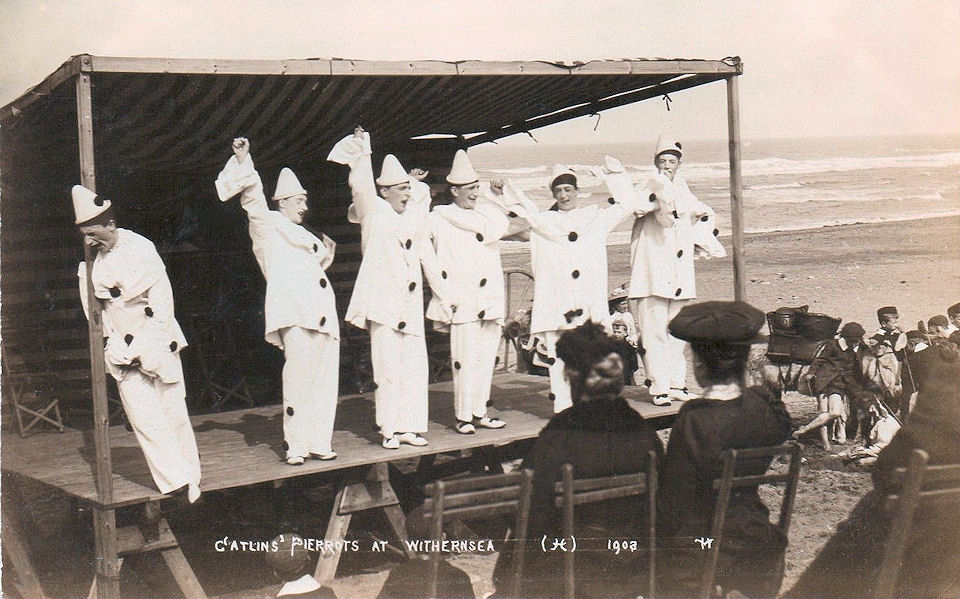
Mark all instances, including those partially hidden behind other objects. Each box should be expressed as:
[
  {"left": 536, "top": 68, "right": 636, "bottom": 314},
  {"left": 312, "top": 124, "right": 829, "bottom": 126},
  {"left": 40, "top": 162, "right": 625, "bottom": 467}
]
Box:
[
  {"left": 793, "top": 322, "right": 874, "bottom": 449},
  {"left": 787, "top": 341, "right": 960, "bottom": 599},
  {"left": 657, "top": 301, "right": 793, "bottom": 599},
  {"left": 948, "top": 302, "right": 960, "bottom": 345},
  {"left": 376, "top": 553, "right": 474, "bottom": 599},
  {"left": 264, "top": 534, "right": 338, "bottom": 599},
  {"left": 927, "top": 314, "right": 952, "bottom": 339},
  {"left": 492, "top": 321, "right": 664, "bottom": 599}
]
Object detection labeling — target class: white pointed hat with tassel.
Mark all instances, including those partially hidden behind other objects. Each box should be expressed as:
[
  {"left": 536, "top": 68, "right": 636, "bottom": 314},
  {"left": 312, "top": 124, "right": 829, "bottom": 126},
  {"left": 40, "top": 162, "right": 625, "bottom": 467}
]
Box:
[
  {"left": 654, "top": 134, "right": 683, "bottom": 159},
  {"left": 72, "top": 184, "right": 112, "bottom": 225},
  {"left": 446, "top": 149, "right": 479, "bottom": 186},
  {"left": 272, "top": 167, "right": 308, "bottom": 201},
  {"left": 376, "top": 154, "right": 409, "bottom": 187}
]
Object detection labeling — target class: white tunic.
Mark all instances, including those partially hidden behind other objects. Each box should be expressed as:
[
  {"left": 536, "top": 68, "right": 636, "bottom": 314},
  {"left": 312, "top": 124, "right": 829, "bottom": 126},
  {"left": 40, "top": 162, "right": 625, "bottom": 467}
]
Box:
[
  {"left": 77, "top": 229, "right": 188, "bottom": 383},
  {"left": 215, "top": 156, "right": 340, "bottom": 348},
  {"left": 525, "top": 172, "right": 647, "bottom": 335},
  {"left": 425, "top": 202, "right": 510, "bottom": 328},
  {"left": 628, "top": 173, "right": 714, "bottom": 300}
]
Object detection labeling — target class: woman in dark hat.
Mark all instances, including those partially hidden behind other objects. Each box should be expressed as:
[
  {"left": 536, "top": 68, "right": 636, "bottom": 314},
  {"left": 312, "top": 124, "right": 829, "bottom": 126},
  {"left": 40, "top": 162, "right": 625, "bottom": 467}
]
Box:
[
  {"left": 788, "top": 341, "right": 960, "bottom": 599},
  {"left": 657, "top": 301, "right": 793, "bottom": 599},
  {"left": 492, "top": 321, "right": 663, "bottom": 599}
]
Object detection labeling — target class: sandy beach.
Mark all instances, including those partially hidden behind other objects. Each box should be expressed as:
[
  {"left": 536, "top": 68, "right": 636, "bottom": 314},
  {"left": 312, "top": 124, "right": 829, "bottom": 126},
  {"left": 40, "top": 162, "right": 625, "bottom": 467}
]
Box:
[{"left": 10, "top": 216, "right": 960, "bottom": 599}]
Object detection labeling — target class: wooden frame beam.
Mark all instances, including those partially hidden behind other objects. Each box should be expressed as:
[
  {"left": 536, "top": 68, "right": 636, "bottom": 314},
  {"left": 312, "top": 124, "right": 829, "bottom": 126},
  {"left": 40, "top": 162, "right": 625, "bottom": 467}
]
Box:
[
  {"left": 0, "top": 56, "right": 81, "bottom": 122},
  {"left": 726, "top": 74, "right": 747, "bottom": 301}
]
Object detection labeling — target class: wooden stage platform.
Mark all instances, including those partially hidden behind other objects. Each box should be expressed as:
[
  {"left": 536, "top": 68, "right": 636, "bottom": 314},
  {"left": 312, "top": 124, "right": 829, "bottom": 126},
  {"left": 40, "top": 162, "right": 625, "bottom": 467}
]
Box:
[
  {"left": 1, "top": 373, "right": 679, "bottom": 598},
  {"left": 2, "top": 373, "right": 678, "bottom": 510}
]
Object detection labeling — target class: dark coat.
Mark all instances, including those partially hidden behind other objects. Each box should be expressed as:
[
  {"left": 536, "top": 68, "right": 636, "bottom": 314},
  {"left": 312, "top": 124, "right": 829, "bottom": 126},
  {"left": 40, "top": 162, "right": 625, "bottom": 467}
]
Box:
[
  {"left": 807, "top": 338, "right": 869, "bottom": 397},
  {"left": 787, "top": 348, "right": 960, "bottom": 599},
  {"left": 492, "top": 397, "right": 664, "bottom": 599},
  {"left": 376, "top": 559, "right": 474, "bottom": 599},
  {"left": 657, "top": 387, "right": 793, "bottom": 599}
]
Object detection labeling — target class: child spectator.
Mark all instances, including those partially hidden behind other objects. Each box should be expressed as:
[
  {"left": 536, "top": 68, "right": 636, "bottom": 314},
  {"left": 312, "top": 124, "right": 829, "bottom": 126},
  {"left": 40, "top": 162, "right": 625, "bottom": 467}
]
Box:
[
  {"left": 870, "top": 306, "right": 906, "bottom": 360},
  {"left": 927, "top": 315, "right": 952, "bottom": 339},
  {"left": 610, "top": 312, "right": 641, "bottom": 385},
  {"left": 607, "top": 282, "right": 638, "bottom": 345},
  {"left": 948, "top": 302, "right": 960, "bottom": 346}
]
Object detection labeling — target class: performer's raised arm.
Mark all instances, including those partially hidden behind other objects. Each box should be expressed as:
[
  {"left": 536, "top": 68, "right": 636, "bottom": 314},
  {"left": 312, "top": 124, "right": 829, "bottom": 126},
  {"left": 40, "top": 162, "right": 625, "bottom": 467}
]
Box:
[
  {"left": 215, "top": 138, "right": 273, "bottom": 246},
  {"left": 327, "top": 126, "right": 380, "bottom": 226},
  {"left": 594, "top": 155, "right": 650, "bottom": 232}
]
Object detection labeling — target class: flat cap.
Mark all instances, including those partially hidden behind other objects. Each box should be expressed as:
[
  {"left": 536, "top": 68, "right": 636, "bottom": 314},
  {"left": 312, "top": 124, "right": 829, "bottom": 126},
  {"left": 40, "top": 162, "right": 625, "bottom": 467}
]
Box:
[
  {"left": 840, "top": 322, "right": 866, "bottom": 338},
  {"left": 948, "top": 302, "right": 960, "bottom": 318},
  {"left": 877, "top": 306, "right": 898, "bottom": 319},
  {"left": 668, "top": 300, "right": 764, "bottom": 343}
]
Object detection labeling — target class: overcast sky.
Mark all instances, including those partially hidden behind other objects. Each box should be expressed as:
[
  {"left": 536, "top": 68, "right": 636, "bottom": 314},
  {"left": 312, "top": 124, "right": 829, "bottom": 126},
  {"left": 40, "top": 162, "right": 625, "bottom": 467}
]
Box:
[{"left": 1, "top": 0, "right": 958, "bottom": 143}]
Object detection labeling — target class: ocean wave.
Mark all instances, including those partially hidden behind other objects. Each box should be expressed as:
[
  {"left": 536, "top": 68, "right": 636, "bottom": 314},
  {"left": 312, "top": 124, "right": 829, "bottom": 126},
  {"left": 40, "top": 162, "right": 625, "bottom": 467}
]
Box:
[{"left": 751, "top": 192, "right": 946, "bottom": 206}]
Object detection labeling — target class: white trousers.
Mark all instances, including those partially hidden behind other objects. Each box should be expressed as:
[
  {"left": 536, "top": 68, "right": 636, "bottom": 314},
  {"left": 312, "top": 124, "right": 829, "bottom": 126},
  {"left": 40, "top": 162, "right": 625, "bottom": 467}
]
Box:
[
  {"left": 542, "top": 330, "right": 573, "bottom": 413},
  {"left": 633, "top": 296, "right": 690, "bottom": 396},
  {"left": 279, "top": 326, "right": 340, "bottom": 458},
  {"left": 116, "top": 370, "right": 201, "bottom": 494},
  {"left": 369, "top": 322, "right": 429, "bottom": 437},
  {"left": 450, "top": 320, "right": 502, "bottom": 422}
]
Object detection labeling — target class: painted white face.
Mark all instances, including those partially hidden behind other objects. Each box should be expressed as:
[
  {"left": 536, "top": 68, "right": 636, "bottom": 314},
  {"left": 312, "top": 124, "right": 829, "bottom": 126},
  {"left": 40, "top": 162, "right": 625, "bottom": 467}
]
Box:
[
  {"left": 379, "top": 183, "right": 412, "bottom": 214},
  {"left": 278, "top": 195, "right": 308, "bottom": 224},
  {"left": 552, "top": 183, "right": 578, "bottom": 211},
  {"left": 451, "top": 182, "right": 480, "bottom": 210},
  {"left": 656, "top": 153, "right": 681, "bottom": 181},
  {"left": 78, "top": 221, "right": 119, "bottom": 253}
]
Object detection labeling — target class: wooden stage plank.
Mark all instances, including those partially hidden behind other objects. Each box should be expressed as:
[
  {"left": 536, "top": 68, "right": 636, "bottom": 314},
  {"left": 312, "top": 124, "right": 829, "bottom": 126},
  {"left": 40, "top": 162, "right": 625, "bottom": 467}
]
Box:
[{"left": 1, "top": 373, "right": 678, "bottom": 510}]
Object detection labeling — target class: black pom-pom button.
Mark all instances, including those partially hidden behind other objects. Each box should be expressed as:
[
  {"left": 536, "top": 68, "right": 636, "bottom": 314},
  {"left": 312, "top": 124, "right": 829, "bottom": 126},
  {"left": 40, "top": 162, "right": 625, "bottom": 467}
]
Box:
[
  {"left": 607, "top": 197, "right": 616, "bottom": 205},
  {"left": 320, "top": 317, "right": 327, "bottom": 326},
  {"left": 170, "top": 341, "right": 178, "bottom": 351},
  {"left": 409, "top": 282, "right": 416, "bottom": 291},
  {"left": 398, "top": 321, "right": 406, "bottom": 330},
  {"left": 476, "top": 233, "right": 484, "bottom": 242},
  {"left": 441, "top": 271, "right": 448, "bottom": 279},
  {"left": 286, "top": 406, "right": 294, "bottom": 416},
  {"left": 649, "top": 193, "right": 657, "bottom": 202},
  {"left": 320, "top": 279, "right": 328, "bottom": 288},
  {"left": 672, "top": 210, "right": 679, "bottom": 219},
  {"left": 675, "top": 142, "right": 682, "bottom": 149},
  {"left": 313, "top": 243, "right": 318, "bottom": 252},
  {"left": 144, "top": 306, "right": 154, "bottom": 317},
  {"left": 713, "top": 228, "right": 720, "bottom": 237},
  {"left": 549, "top": 392, "right": 556, "bottom": 401},
  {"left": 701, "top": 215, "right": 709, "bottom": 222},
  {"left": 571, "top": 270, "right": 580, "bottom": 279},
  {"left": 677, "top": 250, "right": 683, "bottom": 258},
  {"left": 454, "top": 361, "right": 461, "bottom": 370},
  {"left": 478, "top": 310, "right": 486, "bottom": 319},
  {"left": 479, "top": 278, "right": 487, "bottom": 287},
  {"left": 644, "top": 379, "right": 652, "bottom": 387},
  {"left": 109, "top": 286, "right": 121, "bottom": 298},
  {"left": 405, "top": 239, "right": 412, "bottom": 250},
  {"left": 547, "top": 357, "right": 556, "bottom": 365},
  {"left": 568, "top": 231, "right": 578, "bottom": 242},
  {"left": 93, "top": 197, "right": 104, "bottom": 207},
  {"left": 508, "top": 211, "right": 518, "bottom": 218},
  {"left": 675, "top": 288, "right": 682, "bottom": 296},
  {"left": 124, "top": 334, "right": 133, "bottom": 345},
  {"left": 575, "top": 308, "right": 583, "bottom": 316}
]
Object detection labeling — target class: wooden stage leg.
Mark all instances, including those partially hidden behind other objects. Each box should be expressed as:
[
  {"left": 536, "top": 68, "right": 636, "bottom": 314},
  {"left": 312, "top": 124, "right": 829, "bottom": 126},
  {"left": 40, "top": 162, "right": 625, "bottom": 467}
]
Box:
[
  {"left": 160, "top": 546, "right": 208, "bottom": 599},
  {"left": 314, "top": 486, "right": 353, "bottom": 583},
  {"left": 1, "top": 503, "right": 48, "bottom": 599},
  {"left": 314, "top": 463, "right": 416, "bottom": 584}
]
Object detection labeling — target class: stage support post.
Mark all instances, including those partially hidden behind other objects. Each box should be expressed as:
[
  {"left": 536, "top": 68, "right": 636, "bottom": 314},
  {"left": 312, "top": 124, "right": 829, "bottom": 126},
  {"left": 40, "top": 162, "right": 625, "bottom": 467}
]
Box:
[
  {"left": 726, "top": 73, "right": 747, "bottom": 301},
  {"left": 77, "top": 63, "right": 121, "bottom": 599}
]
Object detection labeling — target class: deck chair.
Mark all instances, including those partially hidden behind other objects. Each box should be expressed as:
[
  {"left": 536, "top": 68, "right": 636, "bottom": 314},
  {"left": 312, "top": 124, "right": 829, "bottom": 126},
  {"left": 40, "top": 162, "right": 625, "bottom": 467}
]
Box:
[
  {"left": 874, "top": 449, "right": 960, "bottom": 599},
  {"left": 1, "top": 343, "right": 65, "bottom": 437},
  {"left": 554, "top": 453, "right": 659, "bottom": 599},
  {"left": 424, "top": 471, "right": 532, "bottom": 599},
  {"left": 698, "top": 442, "right": 802, "bottom": 599}
]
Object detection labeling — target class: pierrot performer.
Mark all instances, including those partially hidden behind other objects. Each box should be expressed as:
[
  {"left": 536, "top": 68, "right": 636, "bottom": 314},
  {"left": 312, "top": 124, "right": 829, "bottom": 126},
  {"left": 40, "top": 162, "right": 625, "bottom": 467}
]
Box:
[
  {"left": 327, "top": 127, "right": 453, "bottom": 449},
  {"left": 629, "top": 134, "right": 724, "bottom": 406},
  {"left": 425, "top": 149, "right": 527, "bottom": 434},
  {"left": 506, "top": 156, "right": 649, "bottom": 412},
  {"left": 215, "top": 138, "right": 340, "bottom": 465},
  {"left": 72, "top": 185, "right": 202, "bottom": 502}
]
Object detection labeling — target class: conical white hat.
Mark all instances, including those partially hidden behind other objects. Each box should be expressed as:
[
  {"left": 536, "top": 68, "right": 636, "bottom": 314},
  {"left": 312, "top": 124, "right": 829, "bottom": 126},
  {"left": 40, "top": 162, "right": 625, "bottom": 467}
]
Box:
[
  {"left": 272, "top": 167, "right": 307, "bottom": 201},
  {"left": 376, "top": 154, "right": 409, "bottom": 187},
  {"left": 446, "top": 149, "right": 479, "bottom": 186},
  {"left": 548, "top": 164, "right": 577, "bottom": 189},
  {"left": 655, "top": 134, "right": 683, "bottom": 159},
  {"left": 72, "top": 184, "right": 111, "bottom": 225}
]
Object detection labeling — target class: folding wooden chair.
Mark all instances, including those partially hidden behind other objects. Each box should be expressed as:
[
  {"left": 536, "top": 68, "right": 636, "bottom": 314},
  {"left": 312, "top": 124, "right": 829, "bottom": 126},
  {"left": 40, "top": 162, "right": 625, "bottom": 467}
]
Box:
[
  {"left": 554, "top": 452, "right": 659, "bottom": 599},
  {"left": 424, "top": 471, "right": 532, "bottom": 599},
  {"left": 698, "top": 442, "right": 803, "bottom": 599},
  {"left": 2, "top": 343, "right": 65, "bottom": 437},
  {"left": 874, "top": 449, "right": 960, "bottom": 599}
]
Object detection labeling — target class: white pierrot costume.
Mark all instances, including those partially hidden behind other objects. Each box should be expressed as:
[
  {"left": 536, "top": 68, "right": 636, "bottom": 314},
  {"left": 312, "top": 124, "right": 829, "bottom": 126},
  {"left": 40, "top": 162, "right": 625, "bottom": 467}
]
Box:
[
  {"left": 425, "top": 149, "right": 514, "bottom": 424},
  {"left": 215, "top": 155, "right": 340, "bottom": 459},
  {"left": 327, "top": 132, "right": 451, "bottom": 439},
  {"left": 629, "top": 135, "right": 723, "bottom": 398},
  {"left": 74, "top": 185, "right": 201, "bottom": 497},
  {"left": 514, "top": 158, "right": 649, "bottom": 411}
]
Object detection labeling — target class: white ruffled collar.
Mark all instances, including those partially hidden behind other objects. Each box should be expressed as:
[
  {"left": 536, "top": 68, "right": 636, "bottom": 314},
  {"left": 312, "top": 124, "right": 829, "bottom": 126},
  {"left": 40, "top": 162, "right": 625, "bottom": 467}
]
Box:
[{"left": 278, "top": 574, "right": 322, "bottom": 597}]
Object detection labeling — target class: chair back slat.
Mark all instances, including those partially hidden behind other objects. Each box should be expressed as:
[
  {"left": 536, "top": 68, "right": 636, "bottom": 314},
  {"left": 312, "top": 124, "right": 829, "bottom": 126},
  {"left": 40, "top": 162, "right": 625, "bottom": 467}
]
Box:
[
  {"left": 555, "top": 451, "right": 659, "bottom": 599},
  {"left": 698, "top": 442, "right": 803, "bottom": 599},
  {"left": 876, "top": 450, "right": 960, "bottom": 599},
  {"left": 424, "top": 471, "right": 532, "bottom": 599}
]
